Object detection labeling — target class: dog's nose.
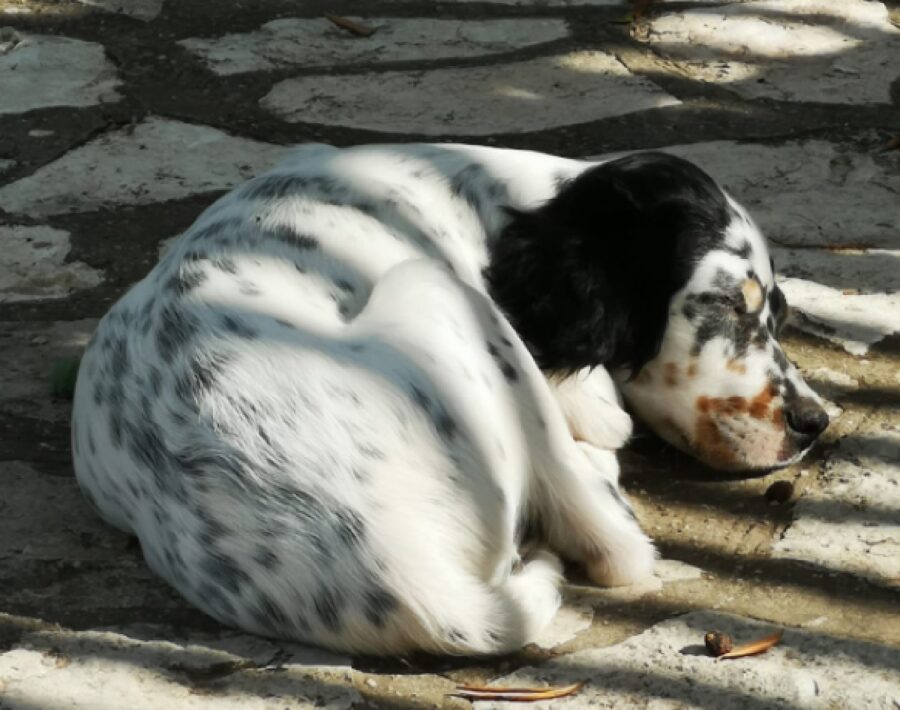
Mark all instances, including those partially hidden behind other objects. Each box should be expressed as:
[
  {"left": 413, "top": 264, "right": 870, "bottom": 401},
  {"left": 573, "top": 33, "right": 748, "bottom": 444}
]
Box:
[{"left": 785, "top": 398, "right": 829, "bottom": 445}]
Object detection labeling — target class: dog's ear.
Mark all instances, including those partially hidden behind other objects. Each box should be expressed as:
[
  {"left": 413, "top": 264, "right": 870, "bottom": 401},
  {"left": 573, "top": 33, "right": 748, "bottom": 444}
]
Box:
[{"left": 485, "top": 152, "right": 730, "bottom": 376}]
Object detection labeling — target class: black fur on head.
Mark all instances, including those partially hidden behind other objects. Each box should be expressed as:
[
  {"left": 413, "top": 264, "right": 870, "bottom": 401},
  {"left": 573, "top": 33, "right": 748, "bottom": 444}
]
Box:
[{"left": 485, "top": 151, "right": 731, "bottom": 376}]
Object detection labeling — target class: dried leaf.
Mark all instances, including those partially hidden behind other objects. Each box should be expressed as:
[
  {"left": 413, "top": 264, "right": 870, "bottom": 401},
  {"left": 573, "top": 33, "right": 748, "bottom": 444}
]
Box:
[
  {"left": 450, "top": 680, "right": 586, "bottom": 702},
  {"left": 717, "top": 629, "right": 784, "bottom": 660},
  {"left": 325, "top": 15, "right": 376, "bottom": 38}
]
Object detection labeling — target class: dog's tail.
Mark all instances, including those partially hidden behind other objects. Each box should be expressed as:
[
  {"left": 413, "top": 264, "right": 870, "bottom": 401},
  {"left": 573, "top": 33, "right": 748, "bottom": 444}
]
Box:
[{"left": 408, "top": 548, "right": 564, "bottom": 655}]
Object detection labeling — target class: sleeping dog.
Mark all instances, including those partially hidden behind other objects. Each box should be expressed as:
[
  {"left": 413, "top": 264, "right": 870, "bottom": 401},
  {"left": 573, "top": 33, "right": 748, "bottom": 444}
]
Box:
[{"left": 71, "top": 144, "right": 828, "bottom": 655}]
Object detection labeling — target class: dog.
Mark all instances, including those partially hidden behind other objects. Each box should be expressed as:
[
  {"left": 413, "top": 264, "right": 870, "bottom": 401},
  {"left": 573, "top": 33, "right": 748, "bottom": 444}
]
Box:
[{"left": 71, "top": 144, "right": 828, "bottom": 655}]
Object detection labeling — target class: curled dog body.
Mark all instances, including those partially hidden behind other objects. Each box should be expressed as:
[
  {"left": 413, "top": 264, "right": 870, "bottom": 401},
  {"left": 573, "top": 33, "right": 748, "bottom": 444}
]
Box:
[{"left": 72, "top": 144, "right": 826, "bottom": 654}]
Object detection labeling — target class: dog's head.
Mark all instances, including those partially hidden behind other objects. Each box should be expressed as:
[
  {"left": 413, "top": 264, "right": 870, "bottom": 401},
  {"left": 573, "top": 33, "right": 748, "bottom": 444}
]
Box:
[{"left": 487, "top": 151, "right": 828, "bottom": 470}]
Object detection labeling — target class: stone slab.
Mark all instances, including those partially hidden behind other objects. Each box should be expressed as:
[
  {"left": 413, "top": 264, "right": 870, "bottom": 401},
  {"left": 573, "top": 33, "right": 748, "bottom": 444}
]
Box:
[
  {"left": 0, "top": 461, "right": 123, "bottom": 562},
  {"left": 774, "top": 428, "right": 900, "bottom": 588},
  {"left": 770, "top": 246, "right": 899, "bottom": 295},
  {"left": 181, "top": 17, "right": 569, "bottom": 75},
  {"left": 0, "top": 118, "right": 285, "bottom": 216},
  {"left": 778, "top": 276, "right": 900, "bottom": 355},
  {"left": 0, "top": 319, "right": 97, "bottom": 422},
  {"left": 0, "top": 32, "right": 120, "bottom": 115},
  {"left": 535, "top": 604, "right": 594, "bottom": 649},
  {"left": 0, "top": 225, "right": 104, "bottom": 303},
  {"left": 484, "top": 611, "right": 900, "bottom": 709},
  {"left": 644, "top": 0, "right": 900, "bottom": 104},
  {"left": 0, "top": 624, "right": 359, "bottom": 709},
  {"left": 75, "top": 0, "right": 163, "bottom": 21},
  {"left": 260, "top": 51, "right": 680, "bottom": 135}
]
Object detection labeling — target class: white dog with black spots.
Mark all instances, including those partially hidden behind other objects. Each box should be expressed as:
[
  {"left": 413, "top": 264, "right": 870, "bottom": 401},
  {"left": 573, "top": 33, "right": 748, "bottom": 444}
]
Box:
[{"left": 72, "top": 144, "right": 828, "bottom": 654}]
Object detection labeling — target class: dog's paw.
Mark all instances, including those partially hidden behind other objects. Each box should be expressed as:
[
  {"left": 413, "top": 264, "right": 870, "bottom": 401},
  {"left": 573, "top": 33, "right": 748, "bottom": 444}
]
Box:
[
  {"left": 551, "top": 369, "right": 633, "bottom": 450},
  {"left": 584, "top": 533, "right": 657, "bottom": 587}
]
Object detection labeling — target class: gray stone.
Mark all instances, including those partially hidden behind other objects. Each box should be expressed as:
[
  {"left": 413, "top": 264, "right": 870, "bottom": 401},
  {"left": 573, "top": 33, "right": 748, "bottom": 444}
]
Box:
[
  {"left": 0, "top": 118, "right": 285, "bottom": 216},
  {"left": 0, "top": 319, "right": 97, "bottom": 422},
  {"left": 0, "top": 461, "right": 122, "bottom": 562},
  {"left": 0, "top": 225, "right": 104, "bottom": 303},
  {"left": 771, "top": 246, "right": 900, "bottom": 295},
  {"left": 644, "top": 0, "right": 900, "bottom": 104},
  {"left": 0, "top": 624, "right": 360, "bottom": 709},
  {"left": 535, "top": 604, "right": 594, "bottom": 649},
  {"left": 0, "top": 33, "right": 120, "bottom": 114},
  {"left": 75, "top": 0, "right": 163, "bottom": 21},
  {"left": 779, "top": 276, "right": 900, "bottom": 355},
  {"left": 181, "top": 17, "right": 569, "bottom": 76},
  {"left": 261, "top": 51, "right": 679, "bottom": 135},
  {"left": 484, "top": 611, "right": 900, "bottom": 709},
  {"left": 774, "top": 428, "right": 900, "bottom": 588}
]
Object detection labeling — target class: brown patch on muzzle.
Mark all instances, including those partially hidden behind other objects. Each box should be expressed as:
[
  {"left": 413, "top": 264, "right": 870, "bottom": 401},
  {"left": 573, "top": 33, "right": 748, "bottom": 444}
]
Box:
[{"left": 693, "top": 383, "right": 782, "bottom": 468}]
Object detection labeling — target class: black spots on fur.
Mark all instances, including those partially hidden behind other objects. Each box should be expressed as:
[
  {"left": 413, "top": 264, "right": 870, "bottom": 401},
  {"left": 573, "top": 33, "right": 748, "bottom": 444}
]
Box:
[
  {"left": 238, "top": 280, "right": 261, "bottom": 297},
  {"left": 242, "top": 174, "right": 337, "bottom": 202},
  {"left": 125, "top": 479, "right": 143, "bottom": 502},
  {"left": 772, "top": 345, "right": 791, "bottom": 374},
  {"left": 212, "top": 255, "right": 238, "bottom": 274},
  {"left": 251, "top": 591, "right": 291, "bottom": 632},
  {"left": 109, "top": 411, "right": 124, "bottom": 448},
  {"left": 175, "top": 353, "right": 229, "bottom": 405},
  {"left": 196, "top": 582, "right": 237, "bottom": 619},
  {"left": 108, "top": 335, "right": 129, "bottom": 379},
  {"left": 122, "top": 416, "right": 168, "bottom": 474},
  {"left": 486, "top": 341, "right": 519, "bottom": 383},
  {"left": 274, "top": 318, "right": 297, "bottom": 331},
  {"left": 202, "top": 551, "right": 251, "bottom": 595},
  {"left": 188, "top": 217, "right": 243, "bottom": 244},
  {"left": 254, "top": 546, "right": 281, "bottom": 571},
  {"left": 220, "top": 313, "right": 258, "bottom": 339},
  {"left": 157, "top": 304, "right": 200, "bottom": 363},
  {"left": 486, "top": 152, "right": 732, "bottom": 375},
  {"left": 268, "top": 224, "right": 319, "bottom": 252},
  {"left": 451, "top": 164, "right": 508, "bottom": 222},
  {"left": 410, "top": 384, "right": 458, "bottom": 441},
  {"left": 335, "top": 508, "right": 366, "bottom": 547},
  {"left": 313, "top": 586, "right": 345, "bottom": 632},
  {"left": 148, "top": 366, "right": 163, "bottom": 397},
  {"left": 363, "top": 589, "right": 398, "bottom": 628},
  {"left": 138, "top": 299, "right": 155, "bottom": 336},
  {"left": 358, "top": 444, "right": 384, "bottom": 461},
  {"left": 335, "top": 278, "right": 356, "bottom": 294},
  {"left": 446, "top": 628, "right": 469, "bottom": 645},
  {"left": 165, "top": 266, "right": 207, "bottom": 298},
  {"left": 602, "top": 480, "right": 638, "bottom": 523}
]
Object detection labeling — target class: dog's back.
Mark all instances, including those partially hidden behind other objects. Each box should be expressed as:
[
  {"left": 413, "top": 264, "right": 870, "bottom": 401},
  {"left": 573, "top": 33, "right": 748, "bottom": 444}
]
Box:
[{"left": 71, "top": 144, "right": 583, "bottom": 653}]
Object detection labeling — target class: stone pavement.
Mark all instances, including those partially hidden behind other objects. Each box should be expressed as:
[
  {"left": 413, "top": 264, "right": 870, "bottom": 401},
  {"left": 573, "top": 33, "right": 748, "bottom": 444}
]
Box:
[{"left": 0, "top": 0, "right": 898, "bottom": 707}]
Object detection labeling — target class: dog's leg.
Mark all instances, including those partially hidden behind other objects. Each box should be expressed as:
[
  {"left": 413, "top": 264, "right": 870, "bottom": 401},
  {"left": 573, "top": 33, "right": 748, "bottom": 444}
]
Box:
[
  {"left": 351, "top": 258, "right": 566, "bottom": 653},
  {"left": 548, "top": 367, "right": 633, "bottom": 450},
  {"left": 449, "top": 286, "right": 656, "bottom": 588}
]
